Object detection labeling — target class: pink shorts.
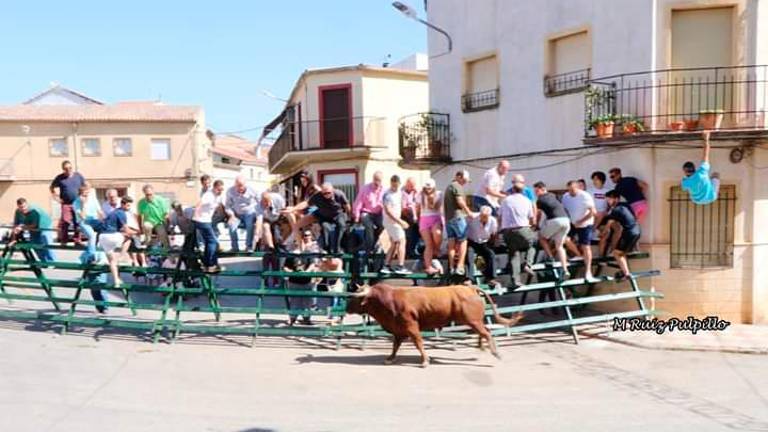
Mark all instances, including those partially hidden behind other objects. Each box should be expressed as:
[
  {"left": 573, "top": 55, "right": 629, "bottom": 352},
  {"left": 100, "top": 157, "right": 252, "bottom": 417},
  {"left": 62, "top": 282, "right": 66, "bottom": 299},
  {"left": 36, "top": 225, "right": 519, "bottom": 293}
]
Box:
[
  {"left": 419, "top": 214, "right": 443, "bottom": 231},
  {"left": 630, "top": 200, "right": 648, "bottom": 224}
]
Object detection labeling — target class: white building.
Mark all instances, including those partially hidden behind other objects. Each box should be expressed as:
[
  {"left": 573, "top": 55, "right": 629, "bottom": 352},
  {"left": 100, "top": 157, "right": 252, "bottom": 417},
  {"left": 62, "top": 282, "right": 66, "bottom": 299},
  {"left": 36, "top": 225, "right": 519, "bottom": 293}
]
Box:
[
  {"left": 209, "top": 133, "right": 272, "bottom": 190},
  {"left": 417, "top": 0, "right": 768, "bottom": 324},
  {"left": 264, "top": 63, "right": 434, "bottom": 203}
]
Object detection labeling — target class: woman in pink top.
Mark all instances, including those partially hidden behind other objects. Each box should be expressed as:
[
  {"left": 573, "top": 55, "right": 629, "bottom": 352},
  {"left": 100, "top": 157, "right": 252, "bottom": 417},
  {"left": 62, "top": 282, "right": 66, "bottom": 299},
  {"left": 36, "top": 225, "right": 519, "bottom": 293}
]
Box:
[{"left": 416, "top": 179, "right": 444, "bottom": 275}]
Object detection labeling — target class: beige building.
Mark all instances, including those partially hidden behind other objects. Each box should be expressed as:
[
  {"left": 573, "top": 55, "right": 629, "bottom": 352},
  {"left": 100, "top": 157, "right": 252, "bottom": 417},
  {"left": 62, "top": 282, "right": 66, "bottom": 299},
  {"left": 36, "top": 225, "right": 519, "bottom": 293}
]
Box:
[
  {"left": 422, "top": 0, "right": 768, "bottom": 323},
  {"left": 210, "top": 132, "right": 273, "bottom": 190},
  {"left": 0, "top": 85, "right": 210, "bottom": 221},
  {"left": 263, "top": 64, "right": 436, "bottom": 203}
]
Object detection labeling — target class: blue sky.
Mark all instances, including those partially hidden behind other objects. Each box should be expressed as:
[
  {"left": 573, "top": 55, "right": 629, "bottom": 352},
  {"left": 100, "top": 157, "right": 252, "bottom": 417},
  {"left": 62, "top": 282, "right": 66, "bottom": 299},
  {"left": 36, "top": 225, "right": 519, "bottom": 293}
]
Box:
[{"left": 0, "top": 0, "right": 426, "bottom": 139}]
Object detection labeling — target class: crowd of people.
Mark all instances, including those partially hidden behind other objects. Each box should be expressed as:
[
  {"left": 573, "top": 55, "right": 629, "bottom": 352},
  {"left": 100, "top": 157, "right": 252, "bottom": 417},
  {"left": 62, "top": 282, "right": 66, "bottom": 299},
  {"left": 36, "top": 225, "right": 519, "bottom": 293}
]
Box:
[{"left": 9, "top": 158, "right": 652, "bottom": 292}]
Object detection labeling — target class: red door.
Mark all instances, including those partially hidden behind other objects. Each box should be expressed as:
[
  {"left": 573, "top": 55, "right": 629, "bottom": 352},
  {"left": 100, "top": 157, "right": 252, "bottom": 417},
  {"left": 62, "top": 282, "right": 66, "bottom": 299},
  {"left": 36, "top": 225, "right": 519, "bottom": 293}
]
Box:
[{"left": 320, "top": 84, "right": 352, "bottom": 148}]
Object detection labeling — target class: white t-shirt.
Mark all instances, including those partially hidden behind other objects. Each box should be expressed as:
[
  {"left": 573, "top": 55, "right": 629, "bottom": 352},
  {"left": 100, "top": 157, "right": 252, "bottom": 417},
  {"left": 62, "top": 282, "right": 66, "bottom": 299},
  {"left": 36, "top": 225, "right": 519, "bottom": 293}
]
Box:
[
  {"left": 587, "top": 186, "right": 611, "bottom": 213},
  {"left": 475, "top": 168, "right": 504, "bottom": 207},
  {"left": 382, "top": 189, "right": 402, "bottom": 223},
  {"left": 561, "top": 190, "right": 596, "bottom": 228},
  {"left": 194, "top": 191, "right": 225, "bottom": 223},
  {"left": 417, "top": 190, "right": 443, "bottom": 217}
]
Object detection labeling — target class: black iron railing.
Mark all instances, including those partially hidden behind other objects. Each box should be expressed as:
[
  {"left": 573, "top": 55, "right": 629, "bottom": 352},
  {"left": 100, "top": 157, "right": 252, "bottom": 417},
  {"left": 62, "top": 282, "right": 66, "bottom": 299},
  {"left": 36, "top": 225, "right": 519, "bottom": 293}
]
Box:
[
  {"left": 267, "top": 116, "right": 385, "bottom": 171},
  {"left": 585, "top": 65, "right": 768, "bottom": 138},
  {"left": 669, "top": 184, "right": 736, "bottom": 269},
  {"left": 544, "top": 68, "right": 591, "bottom": 97},
  {"left": 462, "top": 88, "right": 500, "bottom": 113},
  {"left": 398, "top": 113, "right": 451, "bottom": 163}
]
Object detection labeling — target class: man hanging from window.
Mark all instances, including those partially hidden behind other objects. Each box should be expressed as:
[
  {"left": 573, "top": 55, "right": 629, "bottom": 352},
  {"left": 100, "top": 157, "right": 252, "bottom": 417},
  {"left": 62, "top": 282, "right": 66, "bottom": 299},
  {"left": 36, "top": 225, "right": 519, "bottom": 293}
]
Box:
[{"left": 681, "top": 130, "right": 720, "bottom": 205}]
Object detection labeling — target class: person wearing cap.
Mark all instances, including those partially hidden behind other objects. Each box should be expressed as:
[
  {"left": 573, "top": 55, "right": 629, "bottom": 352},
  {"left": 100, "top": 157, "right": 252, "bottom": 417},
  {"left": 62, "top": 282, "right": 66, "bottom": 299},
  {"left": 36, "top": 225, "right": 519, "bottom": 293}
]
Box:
[
  {"left": 444, "top": 170, "right": 475, "bottom": 276},
  {"left": 682, "top": 130, "right": 720, "bottom": 205},
  {"left": 353, "top": 171, "right": 385, "bottom": 249},
  {"left": 473, "top": 160, "right": 509, "bottom": 217},
  {"left": 416, "top": 178, "right": 443, "bottom": 275}
]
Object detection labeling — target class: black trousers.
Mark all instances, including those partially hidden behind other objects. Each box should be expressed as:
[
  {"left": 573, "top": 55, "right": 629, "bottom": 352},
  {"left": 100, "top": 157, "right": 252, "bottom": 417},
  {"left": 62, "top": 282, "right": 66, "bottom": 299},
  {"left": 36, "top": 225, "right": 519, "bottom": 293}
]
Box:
[{"left": 468, "top": 240, "right": 496, "bottom": 281}]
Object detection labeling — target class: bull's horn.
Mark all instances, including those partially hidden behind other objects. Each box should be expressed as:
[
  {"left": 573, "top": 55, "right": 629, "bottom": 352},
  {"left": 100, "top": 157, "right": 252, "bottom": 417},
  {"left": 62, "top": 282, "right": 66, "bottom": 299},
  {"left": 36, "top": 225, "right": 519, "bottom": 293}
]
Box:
[{"left": 351, "top": 284, "right": 371, "bottom": 297}]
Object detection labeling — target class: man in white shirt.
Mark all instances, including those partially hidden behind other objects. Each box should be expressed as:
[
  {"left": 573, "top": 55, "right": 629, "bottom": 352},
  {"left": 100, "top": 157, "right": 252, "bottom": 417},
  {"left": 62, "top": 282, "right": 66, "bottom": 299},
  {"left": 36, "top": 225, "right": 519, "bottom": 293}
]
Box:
[
  {"left": 473, "top": 160, "right": 509, "bottom": 216},
  {"left": 588, "top": 171, "right": 611, "bottom": 228},
  {"left": 381, "top": 175, "right": 412, "bottom": 275},
  {"left": 499, "top": 178, "right": 538, "bottom": 288},
  {"left": 193, "top": 179, "right": 226, "bottom": 273},
  {"left": 562, "top": 180, "right": 598, "bottom": 281},
  {"left": 467, "top": 206, "right": 499, "bottom": 286},
  {"left": 224, "top": 176, "right": 260, "bottom": 252}
]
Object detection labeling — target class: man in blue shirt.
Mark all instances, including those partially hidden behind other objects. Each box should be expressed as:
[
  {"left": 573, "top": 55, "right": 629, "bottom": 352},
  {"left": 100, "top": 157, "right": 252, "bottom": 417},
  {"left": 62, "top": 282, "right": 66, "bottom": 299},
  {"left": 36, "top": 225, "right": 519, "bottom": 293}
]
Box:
[
  {"left": 681, "top": 130, "right": 720, "bottom": 205},
  {"left": 97, "top": 196, "right": 139, "bottom": 287},
  {"left": 49, "top": 160, "right": 86, "bottom": 245}
]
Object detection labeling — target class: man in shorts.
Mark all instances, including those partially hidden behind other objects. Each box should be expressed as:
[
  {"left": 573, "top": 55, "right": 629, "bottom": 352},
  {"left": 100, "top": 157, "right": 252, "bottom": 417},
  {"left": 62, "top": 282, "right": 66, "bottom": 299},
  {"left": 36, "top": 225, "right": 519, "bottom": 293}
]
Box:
[
  {"left": 444, "top": 170, "right": 475, "bottom": 275},
  {"left": 602, "top": 190, "right": 642, "bottom": 281},
  {"left": 561, "top": 180, "right": 598, "bottom": 281},
  {"left": 609, "top": 167, "right": 649, "bottom": 224},
  {"left": 533, "top": 182, "right": 572, "bottom": 280},
  {"left": 381, "top": 175, "right": 412, "bottom": 275},
  {"left": 283, "top": 182, "right": 350, "bottom": 254},
  {"left": 97, "top": 196, "right": 139, "bottom": 287}
]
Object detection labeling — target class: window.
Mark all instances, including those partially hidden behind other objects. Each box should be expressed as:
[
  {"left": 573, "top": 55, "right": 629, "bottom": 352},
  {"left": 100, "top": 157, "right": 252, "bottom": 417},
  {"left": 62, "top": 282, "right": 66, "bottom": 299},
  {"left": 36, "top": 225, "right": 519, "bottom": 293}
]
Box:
[
  {"left": 49, "top": 138, "right": 68, "bottom": 157},
  {"left": 81, "top": 138, "right": 101, "bottom": 156},
  {"left": 669, "top": 184, "right": 736, "bottom": 268},
  {"left": 545, "top": 30, "right": 591, "bottom": 96},
  {"left": 319, "top": 169, "right": 358, "bottom": 202},
  {"left": 462, "top": 54, "right": 499, "bottom": 112},
  {"left": 113, "top": 138, "right": 133, "bottom": 156},
  {"left": 150, "top": 139, "right": 171, "bottom": 160}
]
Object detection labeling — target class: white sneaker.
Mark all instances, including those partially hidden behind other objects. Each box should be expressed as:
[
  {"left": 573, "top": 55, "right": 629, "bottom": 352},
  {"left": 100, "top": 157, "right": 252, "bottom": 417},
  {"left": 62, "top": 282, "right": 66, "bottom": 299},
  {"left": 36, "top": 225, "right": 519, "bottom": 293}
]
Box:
[{"left": 380, "top": 266, "right": 393, "bottom": 274}]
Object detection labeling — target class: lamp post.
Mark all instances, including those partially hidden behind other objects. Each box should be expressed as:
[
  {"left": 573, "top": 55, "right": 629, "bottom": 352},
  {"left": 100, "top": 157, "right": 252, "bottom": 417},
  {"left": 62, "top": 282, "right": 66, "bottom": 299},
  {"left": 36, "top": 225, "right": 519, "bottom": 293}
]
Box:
[
  {"left": 260, "top": 90, "right": 289, "bottom": 103},
  {"left": 392, "top": 1, "right": 452, "bottom": 58}
]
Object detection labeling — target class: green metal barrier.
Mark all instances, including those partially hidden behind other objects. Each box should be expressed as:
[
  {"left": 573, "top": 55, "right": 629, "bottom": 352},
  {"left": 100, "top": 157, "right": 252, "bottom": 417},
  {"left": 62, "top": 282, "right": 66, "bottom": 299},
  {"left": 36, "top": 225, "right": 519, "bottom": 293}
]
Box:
[{"left": 0, "top": 241, "right": 662, "bottom": 346}]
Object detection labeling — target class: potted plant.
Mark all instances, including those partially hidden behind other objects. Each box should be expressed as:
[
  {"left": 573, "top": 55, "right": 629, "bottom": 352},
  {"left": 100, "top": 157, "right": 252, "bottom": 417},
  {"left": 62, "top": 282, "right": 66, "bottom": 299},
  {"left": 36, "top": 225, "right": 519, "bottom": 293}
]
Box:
[
  {"left": 668, "top": 121, "right": 686, "bottom": 132},
  {"left": 699, "top": 109, "right": 725, "bottom": 130},
  {"left": 684, "top": 119, "right": 700, "bottom": 131},
  {"left": 619, "top": 115, "right": 646, "bottom": 135},
  {"left": 590, "top": 114, "right": 617, "bottom": 138}
]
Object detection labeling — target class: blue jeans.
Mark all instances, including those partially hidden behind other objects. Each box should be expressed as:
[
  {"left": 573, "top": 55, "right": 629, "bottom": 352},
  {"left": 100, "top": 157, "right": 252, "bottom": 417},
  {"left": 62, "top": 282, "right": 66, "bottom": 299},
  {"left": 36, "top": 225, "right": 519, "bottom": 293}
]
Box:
[
  {"left": 228, "top": 212, "right": 256, "bottom": 252},
  {"left": 446, "top": 217, "right": 468, "bottom": 241},
  {"left": 30, "top": 231, "right": 55, "bottom": 262},
  {"left": 79, "top": 251, "right": 108, "bottom": 313},
  {"left": 472, "top": 196, "right": 499, "bottom": 217},
  {"left": 195, "top": 221, "right": 218, "bottom": 267},
  {"left": 80, "top": 218, "right": 99, "bottom": 257}
]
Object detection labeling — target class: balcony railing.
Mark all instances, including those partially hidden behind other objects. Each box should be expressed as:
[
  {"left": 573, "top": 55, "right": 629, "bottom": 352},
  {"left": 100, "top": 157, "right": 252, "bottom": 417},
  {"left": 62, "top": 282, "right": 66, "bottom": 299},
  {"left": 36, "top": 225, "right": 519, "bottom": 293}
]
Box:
[
  {"left": 398, "top": 113, "right": 451, "bottom": 164},
  {"left": 462, "top": 88, "right": 500, "bottom": 113},
  {"left": 268, "top": 116, "right": 385, "bottom": 171},
  {"left": 585, "top": 65, "right": 768, "bottom": 139},
  {"left": 544, "top": 68, "right": 591, "bottom": 97}
]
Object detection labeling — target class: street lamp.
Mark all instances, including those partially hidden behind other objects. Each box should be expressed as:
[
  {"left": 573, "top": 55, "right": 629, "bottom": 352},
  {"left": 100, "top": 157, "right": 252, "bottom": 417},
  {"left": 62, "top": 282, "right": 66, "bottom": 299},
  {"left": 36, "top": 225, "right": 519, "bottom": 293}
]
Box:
[
  {"left": 261, "top": 90, "right": 289, "bottom": 103},
  {"left": 392, "top": 1, "right": 452, "bottom": 58}
]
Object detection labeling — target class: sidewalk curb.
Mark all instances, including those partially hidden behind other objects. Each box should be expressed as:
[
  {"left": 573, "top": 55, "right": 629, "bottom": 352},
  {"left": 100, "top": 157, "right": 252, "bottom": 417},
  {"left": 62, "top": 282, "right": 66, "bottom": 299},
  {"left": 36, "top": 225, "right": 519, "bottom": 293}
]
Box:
[{"left": 579, "top": 330, "right": 768, "bottom": 355}]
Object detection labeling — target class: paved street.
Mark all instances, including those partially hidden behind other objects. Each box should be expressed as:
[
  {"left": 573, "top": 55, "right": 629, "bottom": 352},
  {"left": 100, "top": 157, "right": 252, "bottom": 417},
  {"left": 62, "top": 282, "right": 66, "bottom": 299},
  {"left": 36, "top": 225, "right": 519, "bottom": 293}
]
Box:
[{"left": 1, "top": 325, "right": 766, "bottom": 432}]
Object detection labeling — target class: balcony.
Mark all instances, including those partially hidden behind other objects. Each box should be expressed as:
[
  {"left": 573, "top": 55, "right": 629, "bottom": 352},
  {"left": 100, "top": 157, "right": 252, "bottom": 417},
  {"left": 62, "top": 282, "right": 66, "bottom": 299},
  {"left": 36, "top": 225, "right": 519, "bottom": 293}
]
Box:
[
  {"left": 398, "top": 113, "right": 451, "bottom": 165},
  {"left": 267, "top": 116, "right": 385, "bottom": 174},
  {"left": 544, "top": 68, "right": 591, "bottom": 97},
  {"left": 584, "top": 65, "right": 768, "bottom": 144},
  {"left": 461, "top": 89, "right": 499, "bottom": 113}
]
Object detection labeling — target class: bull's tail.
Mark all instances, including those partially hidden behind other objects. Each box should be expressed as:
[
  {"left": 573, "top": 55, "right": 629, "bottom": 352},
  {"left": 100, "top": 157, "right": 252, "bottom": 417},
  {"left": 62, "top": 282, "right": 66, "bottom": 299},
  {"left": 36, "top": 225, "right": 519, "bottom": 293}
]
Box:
[{"left": 476, "top": 288, "right": 524, "bottom": 327}]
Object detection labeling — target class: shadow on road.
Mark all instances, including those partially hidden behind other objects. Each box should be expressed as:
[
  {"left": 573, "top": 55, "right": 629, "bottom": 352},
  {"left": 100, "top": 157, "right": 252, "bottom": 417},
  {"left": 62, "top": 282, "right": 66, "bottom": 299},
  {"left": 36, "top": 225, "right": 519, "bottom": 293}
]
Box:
[{"left": 294, "top": 353, "right": 494, "bottom": 368}]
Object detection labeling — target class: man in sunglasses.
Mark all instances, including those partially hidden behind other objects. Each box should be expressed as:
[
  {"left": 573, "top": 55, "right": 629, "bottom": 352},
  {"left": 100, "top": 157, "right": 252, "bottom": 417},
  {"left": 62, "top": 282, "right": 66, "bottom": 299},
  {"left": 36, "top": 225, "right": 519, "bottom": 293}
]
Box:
[
  {"left": 283, "top": 182, "right": 350, "bottom": 253},
  {"left": 681, "top": 130, "right": 720, "bottom": 205}
]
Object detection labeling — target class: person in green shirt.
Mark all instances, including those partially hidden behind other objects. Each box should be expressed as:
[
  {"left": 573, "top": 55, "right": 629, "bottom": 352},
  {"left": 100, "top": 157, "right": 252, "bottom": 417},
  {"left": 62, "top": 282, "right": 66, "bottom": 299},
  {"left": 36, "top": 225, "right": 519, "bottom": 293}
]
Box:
[
  {"left": 11, "top": 198, "right": 55, "bottom": 262},
  {"left": 137, "top": 184, "right": 170, "bottom": 248}
]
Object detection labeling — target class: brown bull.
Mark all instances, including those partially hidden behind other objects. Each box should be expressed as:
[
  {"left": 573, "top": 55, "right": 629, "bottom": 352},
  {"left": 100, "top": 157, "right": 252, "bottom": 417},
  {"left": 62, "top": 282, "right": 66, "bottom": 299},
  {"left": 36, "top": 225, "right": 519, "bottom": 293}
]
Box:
[{"left": 346, "top": 283, "right": 523, "bottom": 367}]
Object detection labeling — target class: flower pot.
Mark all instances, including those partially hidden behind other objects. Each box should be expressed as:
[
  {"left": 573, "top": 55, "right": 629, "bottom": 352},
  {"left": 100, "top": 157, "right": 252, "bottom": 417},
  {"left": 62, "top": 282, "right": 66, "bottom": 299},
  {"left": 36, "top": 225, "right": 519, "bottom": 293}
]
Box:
[
  {"left": 684, "top": 119, "right": 700, "bottom": 131},
  {"left": 699, "top": 111, "right": 724, "bottom": 130},
  {"left": 596, "top": 122, "right": 615, "bottom": 138},
  {"left": 669, "top": 121, "right": 686, "bottom": 132}
]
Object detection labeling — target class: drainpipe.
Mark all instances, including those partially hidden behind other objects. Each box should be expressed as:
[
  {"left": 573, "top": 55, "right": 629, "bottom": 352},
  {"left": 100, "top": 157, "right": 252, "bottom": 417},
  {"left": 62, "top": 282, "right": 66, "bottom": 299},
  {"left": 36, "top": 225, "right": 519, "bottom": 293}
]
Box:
[{"left": 71, "top": 122, "right": 79, "bottom": 171}]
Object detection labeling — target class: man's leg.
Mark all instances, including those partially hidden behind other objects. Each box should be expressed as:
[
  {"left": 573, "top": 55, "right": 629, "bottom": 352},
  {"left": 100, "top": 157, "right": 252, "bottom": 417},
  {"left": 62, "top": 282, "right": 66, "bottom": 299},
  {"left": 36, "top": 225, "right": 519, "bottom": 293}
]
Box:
[
  {"left": 154, "top": 224, "right": 170, "bottom": 249},
  {"left": 243, "top": 213, "right": 256, "bottom": 251},
  {"left": 447, "top": 238, "right": 457, "bottom": 272},
  {"left": 396, "top": 239, "right": 406, "bottom": 267},
  {"left": 58, "top": 203, "right": 69, "bottom": 244},
  {"left": 456, "top": 239, "right": 468, "bottom": 273},
  {"left": 711, "top": 176, "right": 721, "bottom": 198},
  {"left": 81, "top": 223, "right": 97, "bottom": 256},
  {"left": 141, "top": 222, "right": 154, "bottom": 246},
  {"left": 228, "top": 220, "right": 240, "bottom": 252},
  {"left": 474, "top": 241, "right": 496, "bottom": 281},
  {"left": 332, "top": 213, "right": 347, "bottom": 254},
  {"left": 582, "top": 244, "right": 594, "bottom": 279}
]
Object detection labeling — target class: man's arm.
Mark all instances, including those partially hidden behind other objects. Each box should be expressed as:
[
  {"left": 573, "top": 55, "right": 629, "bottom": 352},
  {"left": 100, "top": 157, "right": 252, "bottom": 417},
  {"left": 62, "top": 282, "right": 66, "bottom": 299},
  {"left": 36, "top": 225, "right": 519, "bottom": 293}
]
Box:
[
  {"left": 702, "top": 130, "right": 711, "bottom": 164},
  {"left": 351, "top": 187, "right": 365, "bottom": 222},
  {"left": 456, "top": 195, "right": 474, "bottom": 217},
  {"left": 638, "top": 179, "right": 649, "bottom": 198},
  {"left": 576, "top": 204, "right": 597, "bottom": 227},
  {"left": 49, "top": 177, "right": 62, "bottom": 203}
]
